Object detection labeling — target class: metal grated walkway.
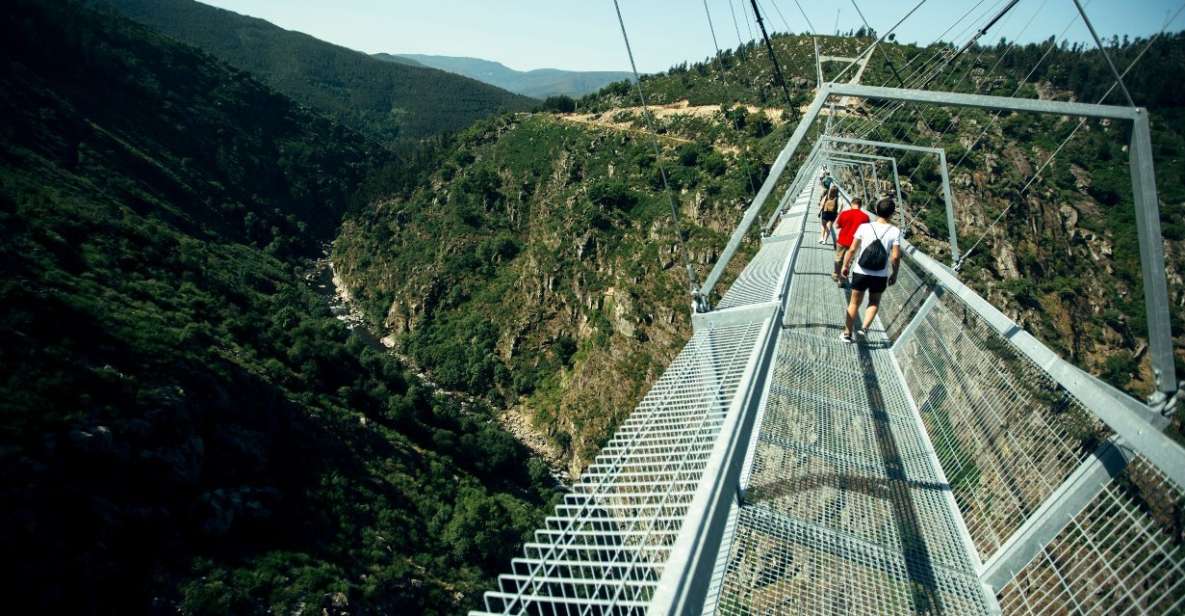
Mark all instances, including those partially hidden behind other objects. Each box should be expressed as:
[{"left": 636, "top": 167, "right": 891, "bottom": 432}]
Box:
[{"left": 713, "top": 196, "right": 994, "bottom": 615}]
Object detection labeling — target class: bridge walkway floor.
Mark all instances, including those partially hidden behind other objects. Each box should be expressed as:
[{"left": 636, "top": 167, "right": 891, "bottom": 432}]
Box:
[{"left": 712, "top": 200, "right": 994, "bottom": 615}]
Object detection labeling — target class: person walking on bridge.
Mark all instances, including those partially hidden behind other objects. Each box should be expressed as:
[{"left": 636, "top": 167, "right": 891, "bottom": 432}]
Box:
[
  {"left": 833, "top": 197, "right": 868, "bottom": 286},
  {"left": 840, "top": 197, "right": 901, "bottom": 343},
  {"left": 817, "top": 185, "right": 840, "bottom": 245}
]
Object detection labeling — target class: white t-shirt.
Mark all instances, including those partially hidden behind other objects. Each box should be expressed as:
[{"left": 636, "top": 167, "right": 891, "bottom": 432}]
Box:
[{"left": 851, "top": 221, "right": 901, "bottom": 278}]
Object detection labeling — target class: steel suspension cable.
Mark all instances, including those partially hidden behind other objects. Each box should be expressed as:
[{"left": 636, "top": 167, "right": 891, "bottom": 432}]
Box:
[
  {"left": 833, "top": 0, "right": 1002, "bottom": 127},
  {"left": 828, "top": 0, "right": 997, "bottom": 138},
  {"left": 699, "top": 0, "right": 760, "bottom": 195},
  {"left": 739, "top": 0, "right": 757, "bottom": 43},
  {"left": 749, "top": 0, "right": 794, "bottom": 106},
  {"left": 727, "top": 0, "right": 746, "bottom": 54},
  {"left": 896, "top": 0, "right": 1041, "bottom": 185},
  {"left": 1072, "top": 0, "right": 1136, "bottom": 107},
  {"left": 829, "top": 0, "right": 929, "bottom": 85},
  {"left": 906, "top": 0, "right": 1094, "bottom": 222},
  {"left": 788, "top": 0, "right": 816, "bottom": 34},
  {"left": 612, "top": 0, "right": 703, "bottom": 306},
  {"left": 702, "top": 0, "right": 728, "bottom": 86}
]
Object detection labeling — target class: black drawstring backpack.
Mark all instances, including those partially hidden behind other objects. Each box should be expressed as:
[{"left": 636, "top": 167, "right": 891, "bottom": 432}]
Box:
[{"left": 858, "top": 225, "right": 889, "bottom": 270}]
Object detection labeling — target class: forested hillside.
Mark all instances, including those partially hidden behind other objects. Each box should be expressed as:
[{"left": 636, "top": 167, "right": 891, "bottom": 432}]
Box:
[
  {"left": 335, "top": 30, "right": 1185, "bottom": 477},
  {"left": 95, "top": 0, "right": 535, "bottom": 148},
  {"left": 0, "top": 1, "right": 555, "bottom": 613}
]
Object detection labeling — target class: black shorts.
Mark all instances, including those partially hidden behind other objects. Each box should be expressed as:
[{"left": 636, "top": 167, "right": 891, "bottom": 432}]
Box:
[
  {"left": 850, "top": 273, "right": 887, "bottom": 293},
  {"left": 821, "top": 211, "right": 838, "bottom": 222}
]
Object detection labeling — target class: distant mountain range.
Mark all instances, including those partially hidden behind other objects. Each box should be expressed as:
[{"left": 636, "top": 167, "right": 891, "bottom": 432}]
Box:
[
  {"left": 97, "top": 0, "right": 535, "bottom": 147},
  {"left": 376, "top": 53, "right": 634, "bottom": 99}
]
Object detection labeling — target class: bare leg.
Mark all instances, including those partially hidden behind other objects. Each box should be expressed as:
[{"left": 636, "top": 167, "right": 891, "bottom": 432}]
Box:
[
  {"left": 863, "top": 290, "right": 883, "bottom": 331},
  {"left": 845, "top": 288, "right": 865, "bottom": 336}
]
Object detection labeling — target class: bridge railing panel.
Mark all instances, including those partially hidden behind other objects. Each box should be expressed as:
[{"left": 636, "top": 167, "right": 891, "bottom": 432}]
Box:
[
  {"left": 888, "top": 247, "right": 1185, "bottom": 613},
  {"left": 892, "top": 254, "right": 1108, "bottom": 562},
  {"left": 997, "top": 454, "right": 1185, "bottom": 614},
  {"left": 474, "top": 319, "right": 771, "bottom": 615}
]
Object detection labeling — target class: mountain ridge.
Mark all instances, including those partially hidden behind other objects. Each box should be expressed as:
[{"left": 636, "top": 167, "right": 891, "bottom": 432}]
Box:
[
  {"left": 96, "top": 0, "right": 535, "bottom": 148},
  {"left": 382, "top": 52, "right": 634, "bottom": 99}
]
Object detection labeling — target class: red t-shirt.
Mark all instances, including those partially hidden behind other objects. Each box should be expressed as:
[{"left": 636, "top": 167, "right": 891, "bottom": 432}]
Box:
[{"left": 835, "top": 209, "right": 870, "bottom": 247}]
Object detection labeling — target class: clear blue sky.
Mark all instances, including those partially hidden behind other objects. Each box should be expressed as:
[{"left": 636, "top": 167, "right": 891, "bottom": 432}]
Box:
[{"left": 201, "top": 0, "right": 1185, "bottom": 73}]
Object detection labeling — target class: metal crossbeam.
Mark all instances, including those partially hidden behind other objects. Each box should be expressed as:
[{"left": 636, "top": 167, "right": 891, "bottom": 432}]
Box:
[
  {"left": 824, "top": 82, "right": 1141, "bottom": 120},
  {"left": 980, "top": 438, "right": 1130, "bottom": 591}
]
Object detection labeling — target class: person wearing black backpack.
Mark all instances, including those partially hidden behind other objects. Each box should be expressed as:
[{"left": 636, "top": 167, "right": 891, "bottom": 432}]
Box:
[{"left": 839, "top": 197, "right": 902, "bottom": 343}]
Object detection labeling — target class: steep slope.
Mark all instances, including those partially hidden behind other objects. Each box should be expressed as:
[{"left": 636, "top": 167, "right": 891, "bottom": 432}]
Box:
[
  {"left": 336, "top": 31, "right": 1185, "bottom": 478},
  {"left": 334, "top": 109, "right": 790, "bottom": 474},
  {"left": 0, "top": 1, "right": 554, "bottom": 613},
  {"left": 96, "top": 0, "right": 535, "bottom": 147},
  {"left": 387, "top": 53, "right": 634, "bottom": 98}
]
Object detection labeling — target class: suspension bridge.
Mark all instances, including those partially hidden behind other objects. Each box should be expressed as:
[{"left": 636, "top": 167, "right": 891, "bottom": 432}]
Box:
[{"left": 470, "top": 2, "right": 1184, "bottom": 613}]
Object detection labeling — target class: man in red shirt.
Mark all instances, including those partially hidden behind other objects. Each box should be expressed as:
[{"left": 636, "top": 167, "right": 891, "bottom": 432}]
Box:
[{"left": 833, "top": 197, "right": 869, "bottom": 286}]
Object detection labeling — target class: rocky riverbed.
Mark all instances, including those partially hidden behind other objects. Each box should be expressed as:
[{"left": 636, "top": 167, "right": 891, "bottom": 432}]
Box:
[{"left": 307, "top": 246, "right": 571, "bottom": 485}]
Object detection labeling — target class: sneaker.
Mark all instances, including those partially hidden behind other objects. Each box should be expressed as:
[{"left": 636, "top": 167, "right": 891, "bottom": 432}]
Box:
[{"left": 840, "top": 332, "right": 853, "bottom": 343}]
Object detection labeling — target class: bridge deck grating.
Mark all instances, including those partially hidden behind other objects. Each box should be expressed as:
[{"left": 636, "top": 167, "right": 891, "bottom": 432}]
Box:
[{"left": 716, "top": 189, "right": 991, "bottom": 615}]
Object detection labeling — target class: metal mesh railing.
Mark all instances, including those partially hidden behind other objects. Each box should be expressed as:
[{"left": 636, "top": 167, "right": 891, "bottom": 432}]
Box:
[
  {"left": 876, "top": 257, "right": 934, "bottom": 342},
  {"left": 892, "top": 255, "right": 1107, "bottom": 562},
  {"left": 716, "top": 236, "right": 797, "bottom": 310},
  {"left": 474, "top": 319, "right": 767, "bottom": 615},
  {"left": 997, "top": 454, "right": 1185, "bottom": 614}
]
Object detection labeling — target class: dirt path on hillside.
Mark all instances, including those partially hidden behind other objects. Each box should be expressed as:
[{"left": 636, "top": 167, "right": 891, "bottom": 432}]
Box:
[{"left": 555, "top": 99, "right": 788, "bottom": 154}]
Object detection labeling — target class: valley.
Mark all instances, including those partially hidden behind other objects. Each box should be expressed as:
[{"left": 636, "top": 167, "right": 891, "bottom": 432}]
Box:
[{"left": 1, "top": 0, "right": 1183, "bottom": 613}]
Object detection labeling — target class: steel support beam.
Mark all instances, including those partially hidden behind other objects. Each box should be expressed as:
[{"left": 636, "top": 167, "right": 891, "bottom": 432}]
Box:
[
  {"left": 858, "top": 163, "right": 870, "bottom": 204},
  {"left": 825, "top": 82, "right": 1141, "bottom": 121},
  {"left": 980, "top": 438, "right": 1130, "bottom": 591},
  {"left": 1130, "top": 110, "right": 1177, "bottom": 397},
  {"left": 890, "top": 156, "right": 902, "bottom": 211},
  {"left": 825, "top": 134, "right": 944, "bottom": 155},
  {"left": 938, "top": 148, "right": 960, "bottom": 261}
]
